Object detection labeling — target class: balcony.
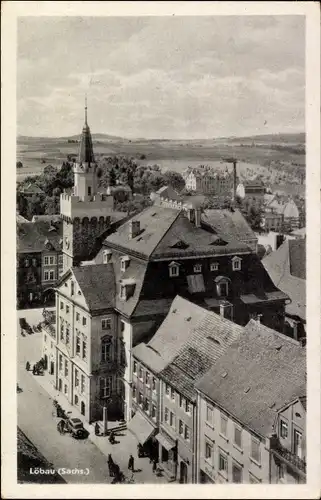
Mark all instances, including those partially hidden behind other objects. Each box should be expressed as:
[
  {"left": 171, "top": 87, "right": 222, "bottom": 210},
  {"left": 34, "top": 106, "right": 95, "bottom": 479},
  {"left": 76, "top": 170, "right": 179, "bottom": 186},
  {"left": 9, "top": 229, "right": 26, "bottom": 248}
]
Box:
[{"left": 270, "top": 437, "right": 306, "bottom": 475}]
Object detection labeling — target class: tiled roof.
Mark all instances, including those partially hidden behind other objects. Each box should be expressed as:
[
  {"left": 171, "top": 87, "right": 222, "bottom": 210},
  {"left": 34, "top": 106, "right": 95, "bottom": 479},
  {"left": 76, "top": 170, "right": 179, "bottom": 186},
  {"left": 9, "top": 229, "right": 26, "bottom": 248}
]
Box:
[
  {"left": 263, "top": 239, "right": 306, "bottom": 320},
  {"left": 72, "top": 264, "right": 115, "bottom": 311},
  {"left": 105, "top": 206, "right": 180, "bottom": 259},
  {"left": 196, "top": 319, "right": 306, "bottom": 437},
  {"left": 203, "top": 209, "right": 257, "bottom": 245},
  {"left": 19, "top": 183, "right": 44, "bottom": 195},
  {"left": 132, "top": 296, "right": 208, "bottom": 373},
  {"left": 159, "top": 304, "right": 244, "bottom": 400},
  {"left": 17, "top": 220, "right": 62, "bottom": 253}
]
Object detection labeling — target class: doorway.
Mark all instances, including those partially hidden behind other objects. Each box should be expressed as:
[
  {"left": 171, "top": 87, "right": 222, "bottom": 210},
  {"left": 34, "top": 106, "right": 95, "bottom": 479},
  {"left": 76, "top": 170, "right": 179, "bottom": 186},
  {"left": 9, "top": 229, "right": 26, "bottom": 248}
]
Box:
[
  {"left": 81, "top": 401, "right": 86, "bottom": 416},
  {"left": 58, "top": 378, "right": 62, "bottom": 391},
  {"left": 50, "top": 361, "right": 54, "bottom": 375},
  {"left": 179, "top": 461, "right": 188, "bottom": 484}
]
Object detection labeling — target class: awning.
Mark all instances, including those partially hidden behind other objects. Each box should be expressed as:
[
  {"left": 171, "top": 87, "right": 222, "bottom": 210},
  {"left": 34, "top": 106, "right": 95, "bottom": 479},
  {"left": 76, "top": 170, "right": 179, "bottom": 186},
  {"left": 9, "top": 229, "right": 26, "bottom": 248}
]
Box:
[
  {"left": 156, "top": 432, "right": 176, "bottom": 451},
  {"left": 127, "top": 411, "right": 155, "bottom": 445}
]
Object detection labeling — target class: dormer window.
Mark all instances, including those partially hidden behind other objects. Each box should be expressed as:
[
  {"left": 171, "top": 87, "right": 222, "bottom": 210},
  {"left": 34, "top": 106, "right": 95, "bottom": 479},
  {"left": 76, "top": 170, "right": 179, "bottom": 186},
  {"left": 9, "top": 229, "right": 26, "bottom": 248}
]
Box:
[
  {"left": 232, "top": 256, "right": 242, "bottom": 271},
  {"left": 120, "top": 256, "right": 130, "bottom": 272},
  {"left": 103, "top": 250, "right": 112, "bottom": 264},
  {"left": 211, "top": 262, "right": 219, "bottom": 272},
  {"left": 215, "top": 276, "right": 231, "bottom": 297},
  {"left": 194, "top": 263, "right": 202, "bottom": 273},
  {"left": 119, "top": 279, "right": 136, "bottom": 301},
  {"left": 169, "top": 261, "right": 180, "bottom": 277}
]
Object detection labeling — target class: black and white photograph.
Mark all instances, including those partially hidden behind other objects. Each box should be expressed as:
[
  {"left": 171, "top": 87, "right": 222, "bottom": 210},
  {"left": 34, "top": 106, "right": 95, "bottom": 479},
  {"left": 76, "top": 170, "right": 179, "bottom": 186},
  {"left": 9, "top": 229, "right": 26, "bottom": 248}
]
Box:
[{"left": 1, "top": 1, "right": 320, "bottom": 498}]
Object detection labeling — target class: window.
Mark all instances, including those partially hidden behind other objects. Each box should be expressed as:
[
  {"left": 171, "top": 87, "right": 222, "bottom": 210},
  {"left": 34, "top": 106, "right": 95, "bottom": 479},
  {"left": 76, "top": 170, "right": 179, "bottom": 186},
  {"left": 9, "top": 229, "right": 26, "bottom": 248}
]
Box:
[
  {"left": 71, "top": 281, "right": 74, "bottom": 295},
  {"left": 76, "top": 335, "right": 81, "bottom": 355},
  {"left": 220, "top": 414, "right": 228, "bottom": 436},
  {"left": 44, "top": 256, "right": 49, "bottom": 266},
  {"left": 194, "top": 263, "right": 202, "bottom": 273},
  {"left": 280, "top": 419, "right": 288, "bottom": 439},
  {"left": 250, "top": 437, "right": 261, "bottom": 464},
  {"left": 179, "top": 420, "right": 184, "bottom": 436},
  {"left": 211, "top": 262, "right": 219, "bottom": 271},
  {"left": 206, "top": 405, "right": 213, "bottom": 425},
  {"left": 184, "top": 425, "right": 190, "bottom": 442},
  {"left": 138, "top": 392, "right": 143, "bottom": 407},
  {"left": 171, "top": 388, "right": 175, "bottom": 401},
  {"left": 44, "top": 271, "right": 49, "bottom": 281},
  {"left": 165, "top": 384, "right": 170, "bottom": 398},
  {"left": 120, "top": 258, "right": 128, "bottom": 272},
  {"left": 65, "top": 327, "right": 70, "bottom": 345},
  {"left": 164, "top": 407, "right": 169, "bottom": 423},
  {"left": 64, "top": 360, "right": 68, "bottom": 377},
  {"left": 66, "top": 305, "right": 70, "bottom": 314},
  {"left": 103, "top": 250, "right": 112, "bottom": 264},
  {"left": 234, "top": 425, "right": 242, "bottom": 448},
  {"left": 121, "top": 320, "right": 125, "bottom": 332},
  {"left": 205, "top": 440, "right": 213, "bottom": 461},
  {"left": 60, "top": 301, "right": 64, "bottom": 310},
  {"left": 82, "top": 316, "right": 87, "bottom": 326},
  {"left": 44, "top": 334, "right": 47, "bottom": 343},
  {"left": 133, "top": 361, "right": 137, "bottom": 375},
  {"left": 75, "top": 395, "right": 79, "bottom": 405},
  {"left": 82, "top": 340, "right": 87, "bottom": 360},
  {"left": 151, "top": 404, "right": 156, "bottom": 420},
  {"left": 232, "top": 463, "right": 242, "bottom": 483},
  {"left": 88, "top": 186, "right": 92, "bottom": 196},
  {"left": 132, "top": 384, "right": 136, "bottom": 400},
  {"left": 232, "top": 257, "right": 242, "bottom": 271},
  {"left": 278, "top": 464, "right": 285, "bottom": 480},
  {"left": 100, "top": 376, "right": 112, "bottom": 399},
  {"left": 219, "top": 451, "right": 228, "bottom": 473},
  {"left": 64, "top": 384, "right": 68, "bottom": 394},
  {"left": 101, "top": 336, "right": 113, "bottom": 362},
  {"left": 179, "top": 395, "right": 185, "bottom": 408},
  {"left": 59, "top": 354, "right": 63, "bottom": 371},
  {"left": 60, "top": 323, "right": 64, "bottom": 340},
  {"left": 145, "top": 371, "right": 150, "bottom": 386},
  {"left": 152, "top": 377, "right": 156, "bottom": 392},
  {"left": 81, "top": 374, "right": 85, "bottom": 393},
  {"left": 144, "top": 398, "right": 150, "bottom": 414},
  {"left": 169, "top": 263, "right": 179, "bottom": 277},
  {"left": 58, "top": 254, "right": 63, "bottom": 264},
  {"left": 102, "top": 318, "right": 111, "bottom": 330},
  {"left": 49, "top": 256, "right": 55, "bottom": 265},
  {"left": 32, "top": 258, "right": 37, "bottom": 266},
  {"left": 76, "top": 312, "right": 80, "bottom": 322},
  {"left": 293, "top": 429, "right": 302, "bottom": 458},
  {"left": 170, "top": 411, "right": 175, "bottom": 429},
  {"left": 75, "top": 369, "right": 79, "bottom": 387},
  {"left": 138, "top": 366, "right": 143, "bottom": 380}
]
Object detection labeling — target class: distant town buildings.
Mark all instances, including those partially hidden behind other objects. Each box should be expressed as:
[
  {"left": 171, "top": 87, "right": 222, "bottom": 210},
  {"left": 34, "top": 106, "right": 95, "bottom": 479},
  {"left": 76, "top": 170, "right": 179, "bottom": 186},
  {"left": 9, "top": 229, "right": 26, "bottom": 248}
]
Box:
[
  {"left": 236, "top": 179, "right": 266, "bottom": 207},
  {"left": 263, "top": 196, "right": 302, "bottom": 232},
  {"left": 182, "top": 165, "right": 236, "bottom": 196}
]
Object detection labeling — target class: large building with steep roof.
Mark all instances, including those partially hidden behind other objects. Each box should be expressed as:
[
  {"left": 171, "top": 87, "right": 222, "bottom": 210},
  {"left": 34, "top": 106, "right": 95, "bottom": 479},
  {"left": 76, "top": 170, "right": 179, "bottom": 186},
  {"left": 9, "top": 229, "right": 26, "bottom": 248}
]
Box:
[{"left": 196, "top": 320, "right": 306, "bottom": 484}]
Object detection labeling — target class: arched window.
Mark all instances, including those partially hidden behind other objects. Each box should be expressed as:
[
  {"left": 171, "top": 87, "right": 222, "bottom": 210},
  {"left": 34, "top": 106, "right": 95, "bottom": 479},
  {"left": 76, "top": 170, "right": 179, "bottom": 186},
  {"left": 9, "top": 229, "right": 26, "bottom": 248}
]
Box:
[{"left": 215, "top": 276, "right": 231, "bottom": 297}]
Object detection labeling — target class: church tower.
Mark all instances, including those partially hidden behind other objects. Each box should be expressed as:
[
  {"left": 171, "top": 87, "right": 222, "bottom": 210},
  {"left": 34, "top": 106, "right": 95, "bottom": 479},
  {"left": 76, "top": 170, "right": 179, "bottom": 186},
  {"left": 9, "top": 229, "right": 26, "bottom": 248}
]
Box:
[{"left": 60, "top": 99, "right": 114, "bottom": 272}]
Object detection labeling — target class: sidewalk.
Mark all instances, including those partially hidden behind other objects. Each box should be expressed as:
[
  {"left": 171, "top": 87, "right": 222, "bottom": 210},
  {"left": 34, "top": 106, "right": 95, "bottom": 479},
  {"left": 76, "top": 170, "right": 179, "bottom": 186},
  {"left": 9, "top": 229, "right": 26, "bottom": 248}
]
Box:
[{"left": 32, "top": 369, "right": 168, "bottom": 484}]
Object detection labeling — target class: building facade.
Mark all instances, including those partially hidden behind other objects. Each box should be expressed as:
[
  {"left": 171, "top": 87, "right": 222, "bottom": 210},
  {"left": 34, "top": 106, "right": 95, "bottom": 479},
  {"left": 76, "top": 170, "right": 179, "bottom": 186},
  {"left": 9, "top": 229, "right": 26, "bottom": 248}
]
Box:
[
  {"left": 183, "top": 166, "right": 235, "bottom": 195},
  {"left": 17, "top": 220, "right": 63, "bottom": 309}
]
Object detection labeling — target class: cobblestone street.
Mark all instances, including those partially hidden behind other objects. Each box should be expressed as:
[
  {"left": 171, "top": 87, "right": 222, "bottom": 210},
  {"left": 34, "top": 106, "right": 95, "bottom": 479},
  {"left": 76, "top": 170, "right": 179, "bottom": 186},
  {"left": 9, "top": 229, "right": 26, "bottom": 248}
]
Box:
[{"left": 17, "top": 309, "right": 168, "bottom": 484}]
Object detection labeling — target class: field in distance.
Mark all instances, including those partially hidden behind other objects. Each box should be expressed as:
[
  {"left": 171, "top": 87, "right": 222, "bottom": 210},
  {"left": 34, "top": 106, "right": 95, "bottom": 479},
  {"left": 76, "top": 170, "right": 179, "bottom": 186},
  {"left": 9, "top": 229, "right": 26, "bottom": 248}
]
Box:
[{"left": 17, "top": 132, "right": 305, "bottom": 189}]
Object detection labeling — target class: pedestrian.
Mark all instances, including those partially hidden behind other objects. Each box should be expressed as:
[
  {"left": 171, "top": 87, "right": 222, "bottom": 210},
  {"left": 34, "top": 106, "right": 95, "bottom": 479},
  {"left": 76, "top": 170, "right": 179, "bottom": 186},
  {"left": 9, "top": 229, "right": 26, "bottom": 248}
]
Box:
[
  {"left": 128, "top": 454, "right": 134, "bottom": 472},
  {"left": 25, "top": 361, "right": 30, "bottom": 371},
  {"left": 32, "top": 365, "right": 36, "bottom": 375},
  {"left": 152, "top": 459, "right": 157, "bottom": 473},
  {"left": 95, "top": 422, "right": 100, "bottom": 436}
]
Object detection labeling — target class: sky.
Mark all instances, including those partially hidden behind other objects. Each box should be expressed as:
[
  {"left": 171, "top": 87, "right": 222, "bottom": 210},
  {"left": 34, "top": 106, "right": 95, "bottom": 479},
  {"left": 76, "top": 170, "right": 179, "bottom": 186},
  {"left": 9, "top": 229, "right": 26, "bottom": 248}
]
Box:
[{"left": 17, "top": 16, "right": 305, "bottom": 139}]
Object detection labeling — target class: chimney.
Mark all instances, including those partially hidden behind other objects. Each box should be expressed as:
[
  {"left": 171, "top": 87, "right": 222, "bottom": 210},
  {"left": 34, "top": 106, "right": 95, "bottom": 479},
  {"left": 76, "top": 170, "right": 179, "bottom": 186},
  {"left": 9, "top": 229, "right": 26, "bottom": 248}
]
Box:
[
  {"left": 129, "top": 220, "right": 140, "bottom": 239},
  {"left": 195, "top": 208, "right": 201, "bottom": 228},
  {"left": 220, "top": 301, "right": 233, "bottom": 321},
  {"left": 232, "top": 160, "right": 237, "bottom": 202}
]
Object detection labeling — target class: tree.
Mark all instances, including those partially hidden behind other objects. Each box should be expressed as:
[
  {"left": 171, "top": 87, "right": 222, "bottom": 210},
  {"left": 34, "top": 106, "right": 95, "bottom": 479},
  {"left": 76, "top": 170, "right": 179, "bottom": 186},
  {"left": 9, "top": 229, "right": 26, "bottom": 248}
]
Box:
[
  {"left": 109, "top": 168, "right": 116, "bottom": 187},
  {"left": 163, "top": 171, "right": 185, "bottom": 192},
  {"left": 16, "top": 161, "right": 23, "bottom": 169}
]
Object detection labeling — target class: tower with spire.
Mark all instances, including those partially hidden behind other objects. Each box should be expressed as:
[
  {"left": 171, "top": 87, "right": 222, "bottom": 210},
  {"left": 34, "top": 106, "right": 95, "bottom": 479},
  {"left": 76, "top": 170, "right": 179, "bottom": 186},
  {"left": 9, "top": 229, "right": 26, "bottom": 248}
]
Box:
[{"left": 60, "top": 99, "right": 114, "bottom": 271}]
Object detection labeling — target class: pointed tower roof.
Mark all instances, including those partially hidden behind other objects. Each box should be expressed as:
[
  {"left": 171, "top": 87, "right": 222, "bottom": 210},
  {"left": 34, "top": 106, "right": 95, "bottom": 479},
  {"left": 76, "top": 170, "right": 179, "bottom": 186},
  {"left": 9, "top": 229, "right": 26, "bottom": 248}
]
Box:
[{"left": 78, "top": 96, "right": 95, "bottom": 164}]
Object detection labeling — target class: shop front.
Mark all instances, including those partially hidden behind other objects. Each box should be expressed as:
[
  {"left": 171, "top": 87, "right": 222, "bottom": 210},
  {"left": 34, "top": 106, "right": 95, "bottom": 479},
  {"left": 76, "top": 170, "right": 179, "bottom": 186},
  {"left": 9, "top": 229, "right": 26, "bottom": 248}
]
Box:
[
  {"left": 177, "top": 441, "right": 193, "bottom": 483},
  {"left": 156, "top": 430, "right": 177, "bottom": 481},
  {"left": 127, "top": 410, "right": 157, "bottom": 458}
]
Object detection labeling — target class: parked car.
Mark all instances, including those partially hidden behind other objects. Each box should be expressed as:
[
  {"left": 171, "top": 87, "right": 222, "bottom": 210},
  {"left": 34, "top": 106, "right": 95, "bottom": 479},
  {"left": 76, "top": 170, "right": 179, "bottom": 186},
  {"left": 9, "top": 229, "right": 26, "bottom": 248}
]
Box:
[{"left": 65, "top": 418, "right": 86, "bottom": 439}]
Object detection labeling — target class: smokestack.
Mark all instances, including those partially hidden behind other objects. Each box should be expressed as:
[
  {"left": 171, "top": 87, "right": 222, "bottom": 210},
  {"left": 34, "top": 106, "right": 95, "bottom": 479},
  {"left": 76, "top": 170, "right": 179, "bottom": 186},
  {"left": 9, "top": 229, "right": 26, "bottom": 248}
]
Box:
[
  {"left": 232, "top": 160, "right": 237, "bottom": 202},
  {"left": 129, "top": 220, "right": 140, "bottom": 239}
]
